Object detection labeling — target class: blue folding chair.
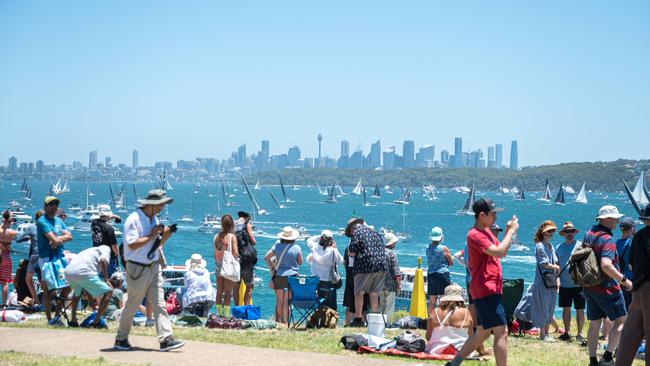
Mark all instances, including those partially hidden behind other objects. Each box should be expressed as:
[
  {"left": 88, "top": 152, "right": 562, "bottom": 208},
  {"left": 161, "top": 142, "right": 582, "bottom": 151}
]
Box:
[{"left": 288, "top": 275, "right": 323, "bottom": 329}]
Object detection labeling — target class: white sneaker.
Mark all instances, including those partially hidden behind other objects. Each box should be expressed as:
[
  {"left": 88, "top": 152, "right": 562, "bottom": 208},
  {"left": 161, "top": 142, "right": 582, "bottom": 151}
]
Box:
[{"left": 540, "top": 335, "right": 556, "bottom": 342}]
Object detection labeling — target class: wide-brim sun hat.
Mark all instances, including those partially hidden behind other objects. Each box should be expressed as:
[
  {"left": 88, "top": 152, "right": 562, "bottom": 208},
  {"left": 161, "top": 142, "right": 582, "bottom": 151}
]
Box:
[
  {"left": 185, "top": 253, "right": 207, "bottom": 269},
  {"left": 277, "top": 226, "right": 299, "bottom": 241},
  {"left": 596, "top": 205, "right": 624, "bottom": 220},
  {"left": 137, "top": 189, "right": 173, "bottom": 207},
  {"left": 345, "top": 217, "right": 365, "bottom": 237},
  {"left": 541, "top": 223, "right": 558, "bottom": 233},
  {"left": 429, "top": 226, "right": 443, "bottom": 241},
  {"left": 320, "top": 229, "right": 333, "bottom": 238},
  {"left": 440, "top": 284, "right": 465, "bottom": 303},
  {"left": 559, "top": 221, "right": 579, "bottom": 235},
  {"left": 384, "top": 232, "right": 399, "bottom": 247},
  {"left": 97, "top": 204, "right": 114, "bottom": 217}
]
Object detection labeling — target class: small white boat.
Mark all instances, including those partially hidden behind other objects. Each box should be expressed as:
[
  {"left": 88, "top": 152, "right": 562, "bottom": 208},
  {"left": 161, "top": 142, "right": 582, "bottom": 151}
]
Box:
[
  {"left": 74, "top": 206, "right": 99, "bottom": 232},
  {"left": 177, "top": 215, "right": 194, "bottom": 223},
  {"left": 395, "top": 268, "right": 429, "bottom": 311},
  {"left": 198, "top": 215, "right": 221, "bottom": 233}
]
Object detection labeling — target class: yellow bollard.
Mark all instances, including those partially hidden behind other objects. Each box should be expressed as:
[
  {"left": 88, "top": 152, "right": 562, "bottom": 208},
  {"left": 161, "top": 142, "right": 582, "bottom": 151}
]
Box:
[
  {"left": 238, "top": 280, "right": 246, "bottom": 306},
  {"left": 409, "top": 257, "right": 428, "bottom": 318}
]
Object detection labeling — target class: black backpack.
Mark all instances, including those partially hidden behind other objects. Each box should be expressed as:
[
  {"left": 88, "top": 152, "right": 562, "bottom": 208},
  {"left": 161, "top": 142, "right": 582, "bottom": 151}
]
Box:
[
  {"left": 236, "top": 225, "right": 257, "bottom": 267},
  {"left": 339, "top": 334, "right": 368, "bottom": 350},
  {"left": 395, "top": 331, "right": 426, "bottom": 353}
]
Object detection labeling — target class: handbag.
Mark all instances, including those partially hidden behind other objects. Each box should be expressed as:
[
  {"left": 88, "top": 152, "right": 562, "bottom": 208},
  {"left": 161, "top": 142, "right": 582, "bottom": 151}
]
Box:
[
  {"left": 269, "top": 243, "right": 292, "bottom": 289},
  {"left": 329, "top": 251, "right": 342, "bottom": 289},
  {"left": 220, "top": 235, "right": 241, "bottom": 282},
  {"left": 538, "top": 245, "right": 557, "bottom": 289},
  {"left": 42, "top": 255, "right": 68, "bottom": 290}
]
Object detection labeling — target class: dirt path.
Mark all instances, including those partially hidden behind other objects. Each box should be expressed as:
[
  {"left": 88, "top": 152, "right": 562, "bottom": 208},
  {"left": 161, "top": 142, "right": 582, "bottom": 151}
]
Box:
[{"left": 0, "top": 327, "right": 414, "bottom": 366}]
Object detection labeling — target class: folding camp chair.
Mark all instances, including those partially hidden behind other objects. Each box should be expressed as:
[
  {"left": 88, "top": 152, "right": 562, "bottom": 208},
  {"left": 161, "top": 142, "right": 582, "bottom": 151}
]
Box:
[
  {"left": 501, "top": 278, "right": 524, "bottom": 334},
  {"left": 288, "top": 275, "right": 324, "bottom": 329}
]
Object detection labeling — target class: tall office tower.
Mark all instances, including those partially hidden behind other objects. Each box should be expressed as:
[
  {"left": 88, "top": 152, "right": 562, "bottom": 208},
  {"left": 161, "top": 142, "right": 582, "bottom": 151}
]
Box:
[
  {"left": 440, "top": 150, "right": 450, "bottom": 166},
  {"left": 89, "top": 150, "right": 98, "bottom": 170},
  {"left": 510, "top": 140, "right": 519, "bottom": 170},
  {"left": 132, "top": 149, "right": 139, "bottom": 169},
  {"left": 237, "top": 144, "right": 247, "bottom": 167},
  {"left": 496, "top": 144, "right": 503, "bottom": 169},
  {"left": 454, "top": 137, "right": 463, "bottom": 168},
  {"left": 340, "top": 140, "right": 349, "bottom": 158},
  {"left": 105, "top": 156, "right": 112, "bottom": 168},
  {"left": 403, "top": 140, "right": 415, "bottom": 168},
  {"left": 288, "top": 146, "right": 301, "bottom": 167},
  {"left": 487, "top": 146, "right": 496, "bottom": 168},
  {"left": 8, "top": 156, "right": 17, "bottom": 173},
  {"left": 369, "top": 140, "right": 381, "bottom": 168}
]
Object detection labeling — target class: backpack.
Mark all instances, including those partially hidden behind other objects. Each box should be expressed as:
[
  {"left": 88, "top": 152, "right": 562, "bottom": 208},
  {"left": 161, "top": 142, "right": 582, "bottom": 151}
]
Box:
[
  {"left": 236, "top": 225, "right": 258, "bottom": 267},
  {"left": 394, "top": 331, "right": 426, "bottom": 353},
  {"left": 569, "top": 233, "right": 606, "bottom": 287},
  {"left": 339, "top": 334, "right": 368, "bottom": 350},
  {"left": 307, "top": 305, "right": 338, "bottom": 329}
]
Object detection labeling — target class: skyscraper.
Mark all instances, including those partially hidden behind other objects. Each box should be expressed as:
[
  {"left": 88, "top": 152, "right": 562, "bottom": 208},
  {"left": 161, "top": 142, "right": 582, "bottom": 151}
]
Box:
[
  {"left": 487, "top": 146, "right": 496, "bottom": 168},
  {"left": 510, "top": 140, "right": 519, "bottom": 170},
  {"left": 105, "top": 156, "right": 112, "bottom": 168},
  {"left": 237, "top": 144, "right": 247, "bottom": 167},
  {"left": 416, "top": 145, "right": 435, "bottom": 167},
  {"left": 340, "top": 140, "right": 349, "bottom": 158},
  {"left": 261, "top": 140, "right": 270, "bottom": 156},
  {"left": 132, "top": 149, "right": 139, "bottom": 169},
  {"left": 403, "top": 140, "right": 415, "bottom": 168},
  {"left": 288, "top": 146, "right": 301, "bottom": 167},
  {"left": 496, "top": 144, "right": 503, "bottom": 169},
  {"left": 338, "top": 140, "right": 350, "bottom": 169},
  {"left": 382, "top": 147, "right": 396, "bottom": 170},
  {"left": 454, "top": 137, "right": 463, "bottom": 168},
  {"left": 440, "top": 150, "right": 450, "bottom": 166},
  {"left": 8, "top": 156, "right": 17, "bottom": 173},
  {"left": 369, "top": 140, "right": 381, "bottom": 168},
  {"left": 89, "top": 150, "right": 97, "bottom": 170}
]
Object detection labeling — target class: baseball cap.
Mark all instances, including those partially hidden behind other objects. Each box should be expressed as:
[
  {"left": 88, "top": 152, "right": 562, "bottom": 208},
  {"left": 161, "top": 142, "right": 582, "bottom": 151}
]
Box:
[
  {"left": 596, "top": 205, "right": 624, "bottom": 220},
  {"left": 472, "top": 198, "right": 504, "bottom": 215},
  {"left": 619, "top": 217, "right": 636, "bottom": 231},
  {"left": 44, "top": 196, "right": 60, "bottom": 206},
  {"left": 429, "top": 226, "right": 443, "bottom": 241}
]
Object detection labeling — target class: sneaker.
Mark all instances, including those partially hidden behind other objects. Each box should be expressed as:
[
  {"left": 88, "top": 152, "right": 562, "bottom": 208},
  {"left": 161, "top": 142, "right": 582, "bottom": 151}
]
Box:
[
  {"left": 160, "top": 337, "right": 185, "bottom": 352},
  {"left": 558, "top": 333, "right": 571, "bottom": 341},
  {"left": 576, "top": 334, "right": 587, "bottom": 346},
  {"left": 113, "top": 339, "right": 133, "bottom": 351},
  {"left": 145, "top": 319, "right": 155, "bottom": 327},
  {"left": 68, "top": 320, "right": 79, "bottom": 328},
  {"left": 540, "top": 335, "right": 556, "bottom": 342},
  {"left": 349, "top": 318, "right": 365, "bottom": 328},
  {"left": 47, "top": 317, "right": 65, "bottom": 327}
]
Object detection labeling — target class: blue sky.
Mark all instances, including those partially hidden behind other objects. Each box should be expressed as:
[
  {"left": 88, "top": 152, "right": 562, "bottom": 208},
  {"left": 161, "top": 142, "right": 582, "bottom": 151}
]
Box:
[{"left": 1, "top": 1, "right": 648, "bottom": 167}]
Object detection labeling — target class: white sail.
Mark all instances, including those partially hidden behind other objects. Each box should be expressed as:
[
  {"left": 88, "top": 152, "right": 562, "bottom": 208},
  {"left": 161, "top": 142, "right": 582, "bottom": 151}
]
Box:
[
  {"left": 254, "top": 180, "right": 260, "bottom": 190},
  {"left": 352, "top": 179, "right": 363, "bottom": 195},
  {"left": 632, "top": 171, "right": 650, "bottom": 205},
  {"left": 575, "top": 182, "right": 588, "bottom": 204}
]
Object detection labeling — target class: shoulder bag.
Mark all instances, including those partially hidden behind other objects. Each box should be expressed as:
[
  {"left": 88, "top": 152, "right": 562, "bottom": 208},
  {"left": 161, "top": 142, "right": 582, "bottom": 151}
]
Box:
[
  {"left": 538, "top": 244, "right": 557, "bottom": 289},
  {"left": 329, "top": 249, "right": 342, "bottom": 289},
  {"left": 220, "top": 235, "right": 241, "bottom": 282}
]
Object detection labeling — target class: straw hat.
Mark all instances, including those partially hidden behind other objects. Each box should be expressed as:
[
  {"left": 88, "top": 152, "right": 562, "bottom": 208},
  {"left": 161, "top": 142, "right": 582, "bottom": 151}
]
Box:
[
  {"left": 541, "top": 223, "right": 558, "bottom": 233},
  {"left": 185, "top": 253, "right": 207, "bottom": 270},
  {"left": 439, "top": 284, "right": 465, "bottom": 303},
  {"left": 277, "top": 226, "right": 299, "bottom": 241},
  {"left": 559, "top": 221, "right": 579, "bottom": 235},
  {"left": 17, "top": 296, "right": 34, "bottom": 308},
  {"left": 345, "top": 217, "right": 365, "bottom": 237}
]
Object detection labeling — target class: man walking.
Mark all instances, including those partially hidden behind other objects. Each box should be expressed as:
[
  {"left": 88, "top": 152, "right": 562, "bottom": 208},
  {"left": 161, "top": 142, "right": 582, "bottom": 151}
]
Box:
[
  {"left": 346, "top": 218, "right": 386, "bottom": 327},
  {"left": 114, "top": 189, "right": 184, "bottom": 352},
  {"left": 446, "top": 198, "right": 519, "bottom": 366},
  {"left": 556, "top": 221, "right": 586, "bottom": 343},
  {"left": 616, "top": 217, "right": 635, "bottom": 309},
  {"left": 583, "top": 205, "right": 632, "bottom": 366},
  {"left": 616, "top": 205, "right": 650, "bottom": 366}
]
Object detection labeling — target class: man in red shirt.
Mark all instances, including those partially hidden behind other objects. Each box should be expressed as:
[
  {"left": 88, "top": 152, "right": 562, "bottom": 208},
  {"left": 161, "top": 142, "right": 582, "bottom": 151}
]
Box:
[{"left": 446, "top": 198, "right": 519, "bottom": 366}]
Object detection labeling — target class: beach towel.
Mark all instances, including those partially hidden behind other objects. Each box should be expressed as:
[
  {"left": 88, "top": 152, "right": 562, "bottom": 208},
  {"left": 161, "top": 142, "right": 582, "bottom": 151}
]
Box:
[
  {"left": 242, "top": 319, "right": 277, "bottom": 330},
  {"left": 357, "top": 345, "right": 456, "bottom": 361}
]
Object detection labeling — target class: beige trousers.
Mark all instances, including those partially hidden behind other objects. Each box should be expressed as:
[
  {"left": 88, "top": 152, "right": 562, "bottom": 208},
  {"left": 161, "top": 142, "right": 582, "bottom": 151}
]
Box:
[{"left": 116, "top": 262, "right": 173, "bottom": 343}]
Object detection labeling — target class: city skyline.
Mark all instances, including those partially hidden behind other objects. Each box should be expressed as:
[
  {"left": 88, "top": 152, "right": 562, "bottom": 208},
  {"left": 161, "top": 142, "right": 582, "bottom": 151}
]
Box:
[{"left": 1, "top": 2, "right": 648, "bottom": 166}]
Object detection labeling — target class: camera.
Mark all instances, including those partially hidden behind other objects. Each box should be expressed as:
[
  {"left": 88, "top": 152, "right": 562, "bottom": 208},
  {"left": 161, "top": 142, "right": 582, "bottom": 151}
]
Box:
[
  {"left": 113, "top": 217, "right": 122, "bottom": 224},
  {"left": 167, "top": 223, "right": 178, "bottom": 233}
]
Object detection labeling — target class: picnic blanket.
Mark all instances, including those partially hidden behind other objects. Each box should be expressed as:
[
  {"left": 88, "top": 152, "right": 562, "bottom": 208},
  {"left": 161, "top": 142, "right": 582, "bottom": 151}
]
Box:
[{"left": 357, "top": 344, "right": 457, "bottom": 361}]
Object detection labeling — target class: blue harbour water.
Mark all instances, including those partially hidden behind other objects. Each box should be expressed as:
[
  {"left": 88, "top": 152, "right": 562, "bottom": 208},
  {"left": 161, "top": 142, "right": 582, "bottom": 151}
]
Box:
[{"left": 2, "top": 181, "right": 636, "bottom": 318}]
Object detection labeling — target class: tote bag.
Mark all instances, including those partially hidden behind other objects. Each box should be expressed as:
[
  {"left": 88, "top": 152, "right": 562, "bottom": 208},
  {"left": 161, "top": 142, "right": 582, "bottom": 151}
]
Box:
[
  {"left": 42, "top": 256, "right": 68, "bottom": 290},
  {"left": 220, "top": 235, "right": 241, "bottom": 282}
]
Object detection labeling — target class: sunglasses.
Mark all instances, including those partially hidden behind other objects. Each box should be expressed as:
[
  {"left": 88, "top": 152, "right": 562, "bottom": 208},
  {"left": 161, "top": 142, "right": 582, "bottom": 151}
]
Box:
[
  {"left": 562, "top": 230, "right": 577, "bottom": 234},
  {"left": 46, "top": 202, "right": 59, "bottom": 207},
  {"left": 544, "top": 230, "right": 556, "bottom": 235}
]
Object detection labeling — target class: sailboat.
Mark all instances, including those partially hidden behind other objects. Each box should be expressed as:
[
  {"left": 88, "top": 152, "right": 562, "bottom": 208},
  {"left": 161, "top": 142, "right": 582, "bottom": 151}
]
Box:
[
  {"left": 316, "top": 183, "right": 328, "bottom": 196},
  {"left": 279, "top": 175, "right": 291, "bottom": 202},
  {"left": 19, "top": 178, "right": 28, "bottom": 192},
  {"left": 458, "top": 184, "right": 476, "bottom": 215},
  {"left": 132, "top": 184, "right": 138, "bottom": 203},
  {"left": 396, "top": 204, "right": 411, "bottom": 242},
  {"left": 575, "top": 183, "right": 588, "bottom": 204},
  {"left": 335, "top": 182, "right": 346, "bottom": 196},
  {"left": 254, "top": 180, "right": 261, "bottom": 191},
  {"left": 241, "top": 176, "right": 267, "bottom": 215},
  {"left": 629, "top": 171, "right": 650, "bottom": 206},
  {"left": 324, "top": 186, "right": 338, "bottom": 204},
  {"left": 291, "top": 177, "right": 299, "bottom": 191},
  {"left": 554, "top": 184, "right": 566, "bottom": 205},
  {"left": 623, "top": 180, "right": 644, "bottom": 215},
  {"left": 385, "top": 185, "right": 394, "bottom": 194},
  {"left": 22, "top": 185, "right": 32, "bottom": 201},
  {"left": 371, "top": 184, "right": 381, "bottom": 198},
  {"left": 61, "top": 179, "right": 70, "bottom": 193},
  {"left": 362, "top": 187, "right": 370, "bottom": 207},
  {"left": 538, "top": 179, "right": 552, "bottom": 202},
  {"left": 269, "top": 190, "right": 285, "bottom": 208},
  {"left": 394, "top": 187, "right": 411, "bottom": 205},
  {"left": 204, "top": 185, "right": 213, "bottom": 197},
  {"left": 513, "top": 185, "right": 525, "bottom": 200},
  {"left": 352, "top": 179, "right": 363, "bottom": 195},
  {"left": 422, "top": 184, "right": 437, "bottom": 201},
  {"left": 222, "top": 183, "right": 235, "bottom": 206}
]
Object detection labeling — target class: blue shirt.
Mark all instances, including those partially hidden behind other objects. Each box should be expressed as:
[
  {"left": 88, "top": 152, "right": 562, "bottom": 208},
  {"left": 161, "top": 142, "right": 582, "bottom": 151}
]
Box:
[
  {"left": 556, "top": 240, "right": 582, "bottom": 288},
  {"left": 615, "top": 237, "right": 634, "bottom": 280},
  {"left": 36, "top": 215, "right": 67, "bottom": 259},
  {"left": 272, "top": 242, "right": 302, "bottom": 277},
  {"left": 426, "top": 243, "right": 450, "bottom": 275}
]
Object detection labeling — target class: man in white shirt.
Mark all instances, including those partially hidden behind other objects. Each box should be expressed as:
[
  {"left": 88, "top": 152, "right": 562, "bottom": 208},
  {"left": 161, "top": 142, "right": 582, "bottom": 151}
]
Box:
[{"left": 114, "top": 190, "right": 184, "bottom": 352}]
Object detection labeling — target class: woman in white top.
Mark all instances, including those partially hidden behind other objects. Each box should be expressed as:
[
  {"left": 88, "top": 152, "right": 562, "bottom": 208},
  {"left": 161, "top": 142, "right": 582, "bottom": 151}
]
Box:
[
  {"left": 213, "top": 215, "right": 239, "bottom": 317},
  {"left": 182, "top": 254, "right": 215, "bottom": 316},
  {"left": 426, "top": 284, "right": 491, "bottom": 357},
  {"left": 307, "top": 230, "right": 344, "bottom": 310}
]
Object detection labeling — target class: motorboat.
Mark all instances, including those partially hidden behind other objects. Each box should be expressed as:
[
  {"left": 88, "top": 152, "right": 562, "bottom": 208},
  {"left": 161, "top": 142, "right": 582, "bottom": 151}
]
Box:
[
  {"left": 177, "top": 215, "right": 195, "bottom": 223},
  {"left": 73, "top": 206, "right": 99, "bottom": 232},
  {"left": 198, "top": 215, "right": 221, "bottom": 233}
]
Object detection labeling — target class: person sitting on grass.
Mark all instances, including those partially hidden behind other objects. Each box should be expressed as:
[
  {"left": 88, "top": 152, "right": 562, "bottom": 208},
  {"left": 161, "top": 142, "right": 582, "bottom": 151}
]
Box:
[
  {"left": 104, "top": 272, "right": 125, "bottom": 321},
  {"left": 64, "top": 245, "right": 113, "bottom": 328}
]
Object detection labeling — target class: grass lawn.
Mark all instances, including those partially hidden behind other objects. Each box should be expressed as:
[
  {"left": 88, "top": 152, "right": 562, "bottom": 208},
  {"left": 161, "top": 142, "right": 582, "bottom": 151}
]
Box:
[
  {"left": 0, "top": 350, "right": 141, "bottom": 366},
  {"left": 1, "top": 319, "right": 644, "bottom": 365}
]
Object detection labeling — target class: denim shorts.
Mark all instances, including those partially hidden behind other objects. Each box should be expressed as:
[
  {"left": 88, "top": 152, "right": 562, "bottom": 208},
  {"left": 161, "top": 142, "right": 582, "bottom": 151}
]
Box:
[
  {"left": 474, "top": 294, "right": 507, "bottom": 329},
  {"left": 584, "top": 290, "right": 627, "bottom": 321},
  {"left": 427, "top": 272, "right": 451, "bottom": 297}
]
